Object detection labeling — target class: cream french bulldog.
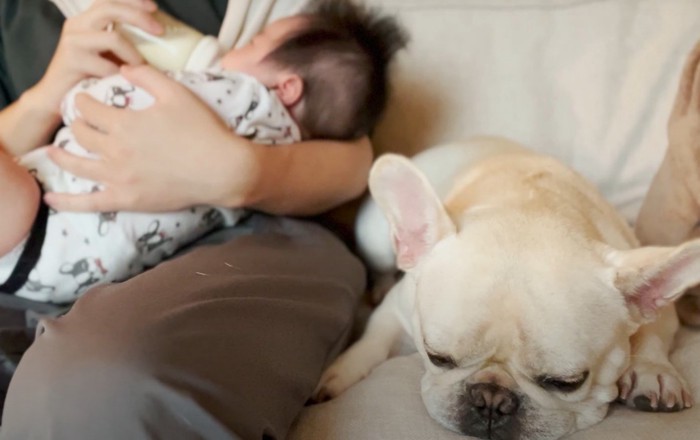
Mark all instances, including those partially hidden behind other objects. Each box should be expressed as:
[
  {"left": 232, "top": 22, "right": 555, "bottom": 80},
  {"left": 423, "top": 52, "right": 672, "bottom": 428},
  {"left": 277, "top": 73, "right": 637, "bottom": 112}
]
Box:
[{"left": 313, "top": 134, "right": 700, "bottom": 440}]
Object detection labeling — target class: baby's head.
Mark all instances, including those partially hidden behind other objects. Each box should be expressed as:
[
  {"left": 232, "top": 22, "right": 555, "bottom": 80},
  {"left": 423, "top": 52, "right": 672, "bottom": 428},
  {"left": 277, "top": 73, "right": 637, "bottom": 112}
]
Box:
[{"left": 220, "top": 0, "right": 409, "bottom": 140}]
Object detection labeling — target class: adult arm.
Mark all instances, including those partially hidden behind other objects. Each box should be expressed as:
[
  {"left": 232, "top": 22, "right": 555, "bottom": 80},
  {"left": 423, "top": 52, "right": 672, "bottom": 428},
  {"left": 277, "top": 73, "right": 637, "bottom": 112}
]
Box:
[
  {"left": 0, "top": 0, "right": 159, "bottom": 156},
  {"left": 0, "top": 89, "right": 62, "bottom": 156},
  {"left": 635, "top": 40, "right": 700, "bottom": 245},
  {"left": 242, "top": 136, "right": 372, "bottom": 216},
  {"left": 45, "top": 65, "right": 373, "bottom": 216}
]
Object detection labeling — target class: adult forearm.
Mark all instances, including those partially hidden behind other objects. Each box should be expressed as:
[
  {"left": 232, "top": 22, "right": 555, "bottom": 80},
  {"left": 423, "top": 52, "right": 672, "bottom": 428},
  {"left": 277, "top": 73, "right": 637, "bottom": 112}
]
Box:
[
  {"left": 0, "top": 87, "right": 62, "bottom": 156},
  {"left": 637, "top": 40, "right": 700, "bottom": 246},
  {"left": 218, "top": 137, "right": 373, "bottom": 216},
  {"left": 40, "top": 64, "right": 374, "bottom": 215}
]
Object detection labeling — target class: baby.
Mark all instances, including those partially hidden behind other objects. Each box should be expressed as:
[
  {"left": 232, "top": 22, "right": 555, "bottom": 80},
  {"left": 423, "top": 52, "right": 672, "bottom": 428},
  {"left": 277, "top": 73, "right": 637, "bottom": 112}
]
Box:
[{"left": 0, "top": 0, "right": 408, "bottom": 302}]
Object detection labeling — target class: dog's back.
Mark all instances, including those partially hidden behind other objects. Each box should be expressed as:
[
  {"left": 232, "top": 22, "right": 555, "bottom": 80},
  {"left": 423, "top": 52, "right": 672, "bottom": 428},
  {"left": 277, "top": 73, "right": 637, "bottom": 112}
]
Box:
[{"left": 356, "top": 137, "right": 637, "bottom": 274}]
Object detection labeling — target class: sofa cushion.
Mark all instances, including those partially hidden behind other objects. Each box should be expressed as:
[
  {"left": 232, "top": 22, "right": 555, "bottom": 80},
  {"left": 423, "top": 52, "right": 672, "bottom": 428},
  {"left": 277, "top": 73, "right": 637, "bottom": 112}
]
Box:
[{"left": 290, "top": 328, "right": 700, "bottom": 440}]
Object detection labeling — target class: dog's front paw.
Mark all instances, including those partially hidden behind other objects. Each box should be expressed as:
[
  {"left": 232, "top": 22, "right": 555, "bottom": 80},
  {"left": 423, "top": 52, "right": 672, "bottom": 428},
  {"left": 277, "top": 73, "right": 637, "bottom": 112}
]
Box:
[
  {"left": 313, "top": 344, "right": 379, "bottom": 402},
  {"left": 617, "top": 360, "right": 693, "bottom": 412},
  {"left": 313, "top": 366, "right": 356, "bottom": 403}
]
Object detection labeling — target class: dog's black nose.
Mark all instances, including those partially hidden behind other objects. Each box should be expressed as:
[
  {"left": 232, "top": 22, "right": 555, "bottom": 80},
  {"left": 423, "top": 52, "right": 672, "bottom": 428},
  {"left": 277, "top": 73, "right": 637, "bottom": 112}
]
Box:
[
  {"left": 461, "top": 383, "right": 520, "bottom": 439},
  {"left": 469, "top": 383, "right": 520, "bottom": 416}
]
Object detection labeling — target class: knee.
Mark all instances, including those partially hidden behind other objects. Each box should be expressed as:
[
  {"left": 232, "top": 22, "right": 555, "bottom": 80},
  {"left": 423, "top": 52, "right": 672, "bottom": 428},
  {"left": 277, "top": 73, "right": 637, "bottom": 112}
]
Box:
[
  {"left": 1, "top": 325, "right": 146, "bottom": 436},
  {"left": 1, "top": 317, "right": 232, "bottom": 440},
  {"left": 0, "top": 153, "right": 40, "bottom": 255}
]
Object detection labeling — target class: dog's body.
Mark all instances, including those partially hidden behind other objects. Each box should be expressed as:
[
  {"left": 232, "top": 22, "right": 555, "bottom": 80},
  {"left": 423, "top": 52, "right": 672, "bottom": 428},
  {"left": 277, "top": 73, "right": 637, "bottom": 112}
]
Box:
[{"left": 315, "top": 137, "right": 700, "bottom": 440}]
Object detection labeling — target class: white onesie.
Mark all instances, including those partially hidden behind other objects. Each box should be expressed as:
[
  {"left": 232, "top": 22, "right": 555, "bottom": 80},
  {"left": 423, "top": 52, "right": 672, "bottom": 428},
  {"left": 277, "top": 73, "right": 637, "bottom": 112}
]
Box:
[{"left": 0, "top": 69, "right": 301, "bottom": 303}]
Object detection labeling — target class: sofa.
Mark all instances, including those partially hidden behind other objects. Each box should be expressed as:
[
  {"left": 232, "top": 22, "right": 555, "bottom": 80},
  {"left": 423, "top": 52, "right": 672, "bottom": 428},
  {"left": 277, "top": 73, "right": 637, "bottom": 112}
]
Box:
[{"left": 289, "top": 0, "right": 700, "bottom": 439}]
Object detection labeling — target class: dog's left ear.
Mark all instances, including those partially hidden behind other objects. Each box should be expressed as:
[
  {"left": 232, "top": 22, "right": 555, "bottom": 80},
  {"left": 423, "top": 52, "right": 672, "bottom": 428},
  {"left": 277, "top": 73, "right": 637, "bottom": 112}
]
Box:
[
  {"left": 369, "top": 154, "right": 456, "bottom": 271},
  {"left": 607, "top": 239, "right": 700, "bottom": 322}
]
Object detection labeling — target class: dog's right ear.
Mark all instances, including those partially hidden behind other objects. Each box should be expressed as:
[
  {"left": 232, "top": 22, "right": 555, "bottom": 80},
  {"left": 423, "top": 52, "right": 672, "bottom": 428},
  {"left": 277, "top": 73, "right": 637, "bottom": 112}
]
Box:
[
  {"left": 369, "top": 154, "right": 456, "bottom": 271},
  {"left": 607, "top": 239, "right": 700, "bottom": 323}
]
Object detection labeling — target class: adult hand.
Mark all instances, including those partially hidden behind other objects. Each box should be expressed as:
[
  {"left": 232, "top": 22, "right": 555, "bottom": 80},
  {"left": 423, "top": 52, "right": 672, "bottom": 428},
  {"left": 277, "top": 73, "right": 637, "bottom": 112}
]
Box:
[
  {"left": 635, "top": 40, "right": 700, "bottom": 246},
  {"left": 44, "top": 65, "right": 258, "bottom": 213},
  {"left": 33, "top": 0, "right": 162, "bottom": 116},
  {"left": 668, "top": 40, "right": 700, "bottom": 150}
]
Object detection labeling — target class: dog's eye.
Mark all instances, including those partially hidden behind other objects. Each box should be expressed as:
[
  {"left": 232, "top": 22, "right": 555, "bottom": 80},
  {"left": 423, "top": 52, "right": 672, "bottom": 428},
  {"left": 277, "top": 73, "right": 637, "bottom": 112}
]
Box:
[
  {"left": 427, "top": 352, "right": 457, "bottom": 369},
  {"left": 537, "top": 371, "right": 589, "bottom": 393}
]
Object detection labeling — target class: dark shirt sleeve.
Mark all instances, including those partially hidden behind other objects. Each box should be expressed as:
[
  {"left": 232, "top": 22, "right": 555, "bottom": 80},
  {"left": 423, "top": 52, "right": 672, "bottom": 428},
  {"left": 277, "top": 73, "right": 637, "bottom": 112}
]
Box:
[
  {"left": 0, "top": 63, "right": 11, "bottom": 110},
  {"left": 0, "top": 0, "right": 64, "bottom": 109},
  {"left": 0, "top": 21, "right": 13, "bottom": 110},
  {"left": 0, "top": 0, "right": 228, "bottom": 112}
]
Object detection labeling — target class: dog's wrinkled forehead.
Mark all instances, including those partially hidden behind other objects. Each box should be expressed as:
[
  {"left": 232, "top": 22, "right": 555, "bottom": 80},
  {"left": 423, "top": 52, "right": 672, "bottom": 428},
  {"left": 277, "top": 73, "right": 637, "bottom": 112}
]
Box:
[{"left": 414, "top": 226, "right": 630, "bottom": 369}]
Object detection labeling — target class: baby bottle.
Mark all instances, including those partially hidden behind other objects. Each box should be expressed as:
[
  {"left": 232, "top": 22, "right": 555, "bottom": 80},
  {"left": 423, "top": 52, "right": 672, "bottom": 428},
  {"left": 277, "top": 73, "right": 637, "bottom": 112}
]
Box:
[{"left": 116, "top": 10, "right": 222, "bottom": 71}]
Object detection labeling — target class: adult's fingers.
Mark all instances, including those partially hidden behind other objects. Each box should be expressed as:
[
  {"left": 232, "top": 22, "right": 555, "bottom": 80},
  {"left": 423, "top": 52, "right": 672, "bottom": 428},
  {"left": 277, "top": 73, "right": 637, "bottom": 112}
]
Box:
[
  {"left": 672, "top": 41, "right": 700, "bottom": 117},
  {"left": 68, "top": 47, "right": 121, "bottom": 78},
  {"left": 120, "top": 65, "right": 180, "bottom": 101},
  {"left": 94, "top": 0, "right": 156, "bottom": 7},
  {"left": 45, "top": 188, "right": 123, "bottom": 213},
  {"left": 59, "top": 31, "right": 144, "bottom": 78},
  {"left": 68, "top": 1, "right": 161, "bottom": 35},
  {"left": 76, "top": 31, "right": 144, "bottom": 66},
  {"left": 74, "top": 94, "right": 126, "bottom": 136},
  {"left": 71, "top": 118, "right": 115, "bottom": 157},
  {"left": 692, "top": 42, "right": 700, "bottom": 111},
  {"left": 46, "top": 147, "right": 109, "bottom": 183}
]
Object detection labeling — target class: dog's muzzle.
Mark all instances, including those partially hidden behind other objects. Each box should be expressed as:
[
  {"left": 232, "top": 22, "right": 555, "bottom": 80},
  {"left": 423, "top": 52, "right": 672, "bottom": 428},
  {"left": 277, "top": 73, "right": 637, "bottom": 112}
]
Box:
[{"left": 460, "top": 383, "right": 521, "bottom": 440}]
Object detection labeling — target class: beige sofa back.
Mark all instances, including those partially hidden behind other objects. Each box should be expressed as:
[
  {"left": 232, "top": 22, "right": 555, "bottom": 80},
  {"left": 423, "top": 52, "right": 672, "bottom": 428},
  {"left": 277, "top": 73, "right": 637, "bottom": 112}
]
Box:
[{"left": 367, "top": 0, "right": 700, "bottom": 222}]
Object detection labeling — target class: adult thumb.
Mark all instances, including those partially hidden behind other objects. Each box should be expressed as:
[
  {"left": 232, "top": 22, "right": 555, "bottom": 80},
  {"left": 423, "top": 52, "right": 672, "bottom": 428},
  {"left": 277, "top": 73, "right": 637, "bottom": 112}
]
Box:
[{"left": 120, "top": 64, "right": 175, "bottom": 101}]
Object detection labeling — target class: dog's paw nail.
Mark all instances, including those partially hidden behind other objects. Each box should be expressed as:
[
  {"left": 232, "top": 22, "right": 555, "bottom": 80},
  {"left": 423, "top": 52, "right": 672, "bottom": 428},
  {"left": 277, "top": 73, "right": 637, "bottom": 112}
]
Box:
[
  {"left": 650, "top": 393, "right": 659, "bottom": 409},
  {"left": 633, "top": 394, "right": 660, "bottom": 412},
  {"left": 683, "top": 390, "right": 695, "bottom": 408},
  {"left": 618, "top": 383, "right": 630, "bottom": 400}
]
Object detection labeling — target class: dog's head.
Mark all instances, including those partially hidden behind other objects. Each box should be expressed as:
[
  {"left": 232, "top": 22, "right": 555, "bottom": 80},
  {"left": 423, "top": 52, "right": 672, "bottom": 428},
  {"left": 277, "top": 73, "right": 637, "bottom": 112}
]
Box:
[{"left": 370, "top": 154, "right": 700, "bottom": 440}]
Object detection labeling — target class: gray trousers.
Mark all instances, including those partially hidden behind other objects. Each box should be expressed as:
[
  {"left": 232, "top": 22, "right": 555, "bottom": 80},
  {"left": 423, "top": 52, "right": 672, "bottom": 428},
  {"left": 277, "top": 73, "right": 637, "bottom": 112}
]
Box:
[{"left": 0, "top": 215, "right": 365, "bottom": 440}]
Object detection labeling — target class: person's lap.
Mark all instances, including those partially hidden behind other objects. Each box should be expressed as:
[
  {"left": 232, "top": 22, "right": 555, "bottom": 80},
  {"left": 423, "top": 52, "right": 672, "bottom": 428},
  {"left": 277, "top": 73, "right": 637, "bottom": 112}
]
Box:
[{"left": 0, "top": 214, "right": 365, "bottom": 439}]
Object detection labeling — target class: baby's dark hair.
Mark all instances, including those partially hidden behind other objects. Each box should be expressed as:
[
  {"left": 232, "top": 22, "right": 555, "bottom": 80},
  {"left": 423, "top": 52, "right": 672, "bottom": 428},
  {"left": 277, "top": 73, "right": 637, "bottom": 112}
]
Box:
[{"left": 264, "top": 0, "right": 409, "bottom": 140}]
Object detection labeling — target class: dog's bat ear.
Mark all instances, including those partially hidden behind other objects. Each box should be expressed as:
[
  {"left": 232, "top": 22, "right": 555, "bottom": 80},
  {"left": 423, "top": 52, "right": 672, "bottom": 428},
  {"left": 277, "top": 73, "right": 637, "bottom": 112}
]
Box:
[
  {"left": 607, "top": 239, "right": 700, "bottom": 323},
  {"left": 369, "top": 154, "right": 456, "bottom": 271}
]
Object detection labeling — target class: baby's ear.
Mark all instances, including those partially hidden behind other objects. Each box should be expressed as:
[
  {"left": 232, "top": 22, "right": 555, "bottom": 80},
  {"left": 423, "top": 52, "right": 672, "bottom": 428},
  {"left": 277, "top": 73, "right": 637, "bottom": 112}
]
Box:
[
  {"left": 606, "top": 239, "right": 700, "bottom": 323},
  {"left": 274, "top": 73, "right": 304, "bottom": 107}
]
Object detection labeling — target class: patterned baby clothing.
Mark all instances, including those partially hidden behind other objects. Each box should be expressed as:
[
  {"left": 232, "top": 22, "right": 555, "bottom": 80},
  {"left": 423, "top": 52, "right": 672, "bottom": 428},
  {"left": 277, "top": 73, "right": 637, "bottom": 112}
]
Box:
[{"left": 0, "top": 69, "right": 300, "bottom": 303}]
